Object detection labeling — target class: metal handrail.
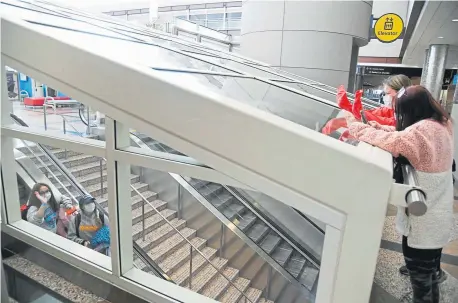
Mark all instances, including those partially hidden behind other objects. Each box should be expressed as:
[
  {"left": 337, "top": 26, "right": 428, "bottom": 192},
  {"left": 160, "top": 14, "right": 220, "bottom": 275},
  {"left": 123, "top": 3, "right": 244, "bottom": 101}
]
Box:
[
  {"left": 130, "top": 184, "right": 254, "bottom": 303},
  {"left": 402, "top": 165, "right": 428, "bottom": 216}
]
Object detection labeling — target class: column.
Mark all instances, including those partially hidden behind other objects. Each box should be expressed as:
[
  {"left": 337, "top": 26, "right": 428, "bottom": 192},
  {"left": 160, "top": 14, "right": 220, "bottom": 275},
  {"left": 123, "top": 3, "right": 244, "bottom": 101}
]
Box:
[
  {"left": 420, "top": 44, "right": 449, "bottom": 101},
  {"left": 240, "top": 1, "right": 372, "bottom": 88}
]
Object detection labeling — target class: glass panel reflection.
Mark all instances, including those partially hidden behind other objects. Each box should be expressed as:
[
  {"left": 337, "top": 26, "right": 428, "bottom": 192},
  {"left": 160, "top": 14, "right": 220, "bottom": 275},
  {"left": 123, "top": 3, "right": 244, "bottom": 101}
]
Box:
[
  {"left": 129, "top": 164, "right": 320, "bottom": 302},
  {"left": 14, "top": 139, "right": 111, "bottom": 257}
]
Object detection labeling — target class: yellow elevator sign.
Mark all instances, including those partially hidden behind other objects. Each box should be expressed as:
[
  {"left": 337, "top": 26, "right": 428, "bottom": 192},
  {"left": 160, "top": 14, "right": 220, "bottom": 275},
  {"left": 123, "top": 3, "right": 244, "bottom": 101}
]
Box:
[{"left": 374, "top": 13, "right": 404, "bottom": 43}]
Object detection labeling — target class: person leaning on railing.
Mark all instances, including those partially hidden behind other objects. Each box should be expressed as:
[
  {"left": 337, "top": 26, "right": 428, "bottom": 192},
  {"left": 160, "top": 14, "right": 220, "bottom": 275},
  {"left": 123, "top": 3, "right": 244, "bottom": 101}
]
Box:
[{"left": 344, "top": 85, "right": 454, "bottom": 303}]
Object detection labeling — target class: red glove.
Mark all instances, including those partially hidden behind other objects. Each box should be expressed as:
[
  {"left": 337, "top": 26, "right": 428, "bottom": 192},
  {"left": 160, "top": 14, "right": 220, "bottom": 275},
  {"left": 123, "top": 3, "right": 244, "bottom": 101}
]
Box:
[
  {"left": 352, "top": 90, "right": 363, "bottom": 120},
  {"left": 337, "top": 85, "right": 352, "bottom": 112},
  {"left": 365, "top": 111, "right": 396, "bottom": 126},
  {"left": 322, "top": 117, "right": 348, "bottom": 135}
]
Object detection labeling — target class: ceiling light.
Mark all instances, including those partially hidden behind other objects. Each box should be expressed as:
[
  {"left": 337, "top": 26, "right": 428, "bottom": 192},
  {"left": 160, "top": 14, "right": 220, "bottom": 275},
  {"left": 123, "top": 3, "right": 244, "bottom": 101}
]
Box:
[
  {"left": 452, "top": 19, "right": 458, "bottom": 22},
  {"left": 438, "top": 36, "right": 444, "bottom": 39}
]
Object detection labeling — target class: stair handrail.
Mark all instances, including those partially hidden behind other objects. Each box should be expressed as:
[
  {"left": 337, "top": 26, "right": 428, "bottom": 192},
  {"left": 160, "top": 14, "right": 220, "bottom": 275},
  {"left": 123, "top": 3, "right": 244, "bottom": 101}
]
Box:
[
  {"left": 11, "top": 113, "right": 171, "bottom": 280},
  {"left": 130, "top": 184, "right": 255, "bottom": 303}
]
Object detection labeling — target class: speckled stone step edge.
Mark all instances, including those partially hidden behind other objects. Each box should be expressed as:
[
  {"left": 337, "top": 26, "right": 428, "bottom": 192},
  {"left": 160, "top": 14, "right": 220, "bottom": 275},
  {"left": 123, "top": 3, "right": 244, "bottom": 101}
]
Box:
[
  {"left": 132, "top": 208, "right": 177, "bottom": 239},
  {"left": 147, "top": 227, "right": 196, "bottom": 263},
  {"left": 257, "top": 299, "right": 274, "bottom": 303},
  {"left": 201, "top": 266, "right": 239, "bottom": 300},
  {"left": 190, "top": 257, "right": 228, "bottom": 293},
  {"left": 3, "top": 255, "right": 105, "bottom": 303},
  {"left": 171, "top": 246, "right": 217, "bottom": 286},
  {"left": 219, "top": 276, "right": 251, "bottom": 303},
  {"left": 136, "top": 218, "right": 186, "bottom": 251},
  {"left": 99, "top": 191, "right": 158, "bottom": 210},
  {"left": 159, "top": 237, "right": 207, "bottom": 275}
]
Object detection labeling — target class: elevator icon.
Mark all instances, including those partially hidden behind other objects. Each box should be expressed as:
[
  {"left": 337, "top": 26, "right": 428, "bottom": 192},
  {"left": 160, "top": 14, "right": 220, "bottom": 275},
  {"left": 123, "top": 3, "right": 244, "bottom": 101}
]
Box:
[{"left": 384, "top": 17, "right": 394, "bottom": 30}]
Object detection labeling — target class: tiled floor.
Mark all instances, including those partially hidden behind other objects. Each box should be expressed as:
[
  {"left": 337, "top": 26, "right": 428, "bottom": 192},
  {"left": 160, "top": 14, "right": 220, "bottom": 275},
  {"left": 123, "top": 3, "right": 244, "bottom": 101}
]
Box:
[{"left": 376, "top": 194, "right": 458, "bottom": 302}]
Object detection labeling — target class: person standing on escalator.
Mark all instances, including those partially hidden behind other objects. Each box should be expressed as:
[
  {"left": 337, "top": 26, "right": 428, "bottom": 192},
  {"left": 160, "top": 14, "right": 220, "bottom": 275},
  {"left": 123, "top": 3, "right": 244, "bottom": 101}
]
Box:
[{"left": 344, "top": 85, "right": 454, "bottom": 303}]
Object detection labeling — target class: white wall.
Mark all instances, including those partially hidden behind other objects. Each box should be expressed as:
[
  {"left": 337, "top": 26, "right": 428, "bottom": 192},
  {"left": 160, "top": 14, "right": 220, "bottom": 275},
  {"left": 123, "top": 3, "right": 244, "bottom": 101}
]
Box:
[{"left": 359, "top": 0, "right": 411, "bottom": 58}]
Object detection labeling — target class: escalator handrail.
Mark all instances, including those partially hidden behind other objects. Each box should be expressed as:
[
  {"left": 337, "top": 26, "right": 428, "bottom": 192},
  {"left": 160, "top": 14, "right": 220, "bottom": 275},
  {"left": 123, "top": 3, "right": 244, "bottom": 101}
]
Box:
[
  {"left": 225, "top": 186, "right": 321, "bottom": 267},
  {"left": 10, "top": 114, "right": 170, "bottom": 281}
]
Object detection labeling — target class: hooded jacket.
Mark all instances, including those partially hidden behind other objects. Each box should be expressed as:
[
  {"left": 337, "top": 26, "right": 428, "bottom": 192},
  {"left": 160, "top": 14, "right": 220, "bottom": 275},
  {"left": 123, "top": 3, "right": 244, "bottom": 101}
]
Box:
[{"left": 348, "top": 119, "right": 454, "bottom": 249}]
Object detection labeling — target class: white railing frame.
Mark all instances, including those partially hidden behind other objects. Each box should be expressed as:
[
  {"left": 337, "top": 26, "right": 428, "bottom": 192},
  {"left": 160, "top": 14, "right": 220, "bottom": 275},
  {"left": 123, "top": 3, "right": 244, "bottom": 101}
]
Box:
[{"left": 1, "top": 14, "right": 394, "bottom": 303}]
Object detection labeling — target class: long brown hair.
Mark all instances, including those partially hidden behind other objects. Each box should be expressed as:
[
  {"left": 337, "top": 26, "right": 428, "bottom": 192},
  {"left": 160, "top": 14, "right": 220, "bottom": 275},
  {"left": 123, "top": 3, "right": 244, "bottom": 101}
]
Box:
[
  {"left": 27, "top": 183, "right": 59, "bottom": 212},
  {"left": 395, "top": 85, "right": 449, "bottom": 131}
]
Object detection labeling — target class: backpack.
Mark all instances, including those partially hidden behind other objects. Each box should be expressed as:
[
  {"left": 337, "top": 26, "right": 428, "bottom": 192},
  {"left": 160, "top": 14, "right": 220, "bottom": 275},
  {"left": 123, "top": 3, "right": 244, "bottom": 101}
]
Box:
[
  {"left": 75, "top": 211, "right": 105, "bottom": 238},
  {"left": 20, "top": 204, "right": 30, "bottom": 220}
]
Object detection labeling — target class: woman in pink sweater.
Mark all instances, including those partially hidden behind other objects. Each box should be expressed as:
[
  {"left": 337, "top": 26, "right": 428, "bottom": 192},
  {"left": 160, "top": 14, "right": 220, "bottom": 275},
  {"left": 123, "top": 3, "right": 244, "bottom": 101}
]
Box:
[{"left": 345, "top": 86, "right": 454, "bottom": 303}]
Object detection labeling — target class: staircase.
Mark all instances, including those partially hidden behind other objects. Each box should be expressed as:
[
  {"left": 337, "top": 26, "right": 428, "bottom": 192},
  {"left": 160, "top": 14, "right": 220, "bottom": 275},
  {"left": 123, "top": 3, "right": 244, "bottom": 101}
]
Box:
[
  {"left": 132, "top": 133, "right": 320, "bottom": 291},
  {"left": 17, "top": 144, "right": 272, "bottom": 303}
]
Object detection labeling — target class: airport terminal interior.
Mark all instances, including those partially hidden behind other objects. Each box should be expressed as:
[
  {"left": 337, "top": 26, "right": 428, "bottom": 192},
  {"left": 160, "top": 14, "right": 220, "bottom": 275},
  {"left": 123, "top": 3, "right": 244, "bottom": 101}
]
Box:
[{"left": 1, "top": 0, "right": 458, "bottom": 302}]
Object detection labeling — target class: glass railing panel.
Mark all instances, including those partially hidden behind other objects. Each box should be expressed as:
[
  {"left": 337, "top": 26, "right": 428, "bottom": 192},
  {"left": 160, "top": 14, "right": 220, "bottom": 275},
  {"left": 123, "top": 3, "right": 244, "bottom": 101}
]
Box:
[
  {"left": 14, "top": 139, "right": 112, "bottom": 257},
  {"left": 129, "top": 164, "right": 318, "bottom": 302},
  {"left": 151, "top": 70, "right": 341, "bottom": 134}
]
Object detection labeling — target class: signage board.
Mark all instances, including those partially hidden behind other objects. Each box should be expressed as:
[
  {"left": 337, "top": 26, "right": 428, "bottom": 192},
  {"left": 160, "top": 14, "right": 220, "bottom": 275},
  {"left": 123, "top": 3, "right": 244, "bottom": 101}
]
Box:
[{"left": 370, "top": 13, "right": 405, "bottom": 43}]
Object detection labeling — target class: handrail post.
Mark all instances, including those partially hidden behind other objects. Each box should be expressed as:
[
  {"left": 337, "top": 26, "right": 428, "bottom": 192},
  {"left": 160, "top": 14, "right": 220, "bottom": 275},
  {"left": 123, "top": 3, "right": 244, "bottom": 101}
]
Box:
[
  {"left": 142, "top": 196, "right": 145, "bottom": 241},
  {"left": 100, "top": 159, "right": 104, "bottom": 198},
  {"left": 177, "top": 184, "right": 182, "bottom": 219},
  {"left": 219, "top": 223, "right": 225, "bottom": 258},
  {"left": 189, "top": 245, "right": 193, "bottom": 289},
  {"left": 43, "top": 104, "right": 48, "bottom": 130},
  {"left": 62, "top": 118, "right": 67, "bottom": 159},
  {"left": 86, "top": 105, "right": 91, "bottom": 135},
  {"left": 266, "top": 266, "right": 272, "bottom": 300}
]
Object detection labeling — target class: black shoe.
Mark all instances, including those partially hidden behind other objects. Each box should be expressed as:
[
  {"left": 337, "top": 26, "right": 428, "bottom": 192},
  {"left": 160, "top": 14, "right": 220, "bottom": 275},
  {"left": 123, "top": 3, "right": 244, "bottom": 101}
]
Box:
[{"left": 399, "top": 266, "right": 447, "bottom": 283}]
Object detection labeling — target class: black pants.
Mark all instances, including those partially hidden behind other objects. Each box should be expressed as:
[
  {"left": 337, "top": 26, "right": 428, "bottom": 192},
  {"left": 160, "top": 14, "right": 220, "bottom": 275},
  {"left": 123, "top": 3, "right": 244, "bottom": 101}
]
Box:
[{"left": 402, "top": 236, "right": 442, "bottom": 303}]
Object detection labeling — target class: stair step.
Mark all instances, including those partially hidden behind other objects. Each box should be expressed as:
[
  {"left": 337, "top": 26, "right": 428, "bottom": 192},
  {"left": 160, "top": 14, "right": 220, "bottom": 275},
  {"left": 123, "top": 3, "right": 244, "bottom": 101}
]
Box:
[
  {"left": 201, "top": 266, "right": 239, "bottom": 300},
  {"left": 159, "top": 237, "right": 207, "bottom": 275},
  {"left": 190, "top": 257, "right": 228, "bottom": 293},
  {"left": 259, "top": 232, "right": 282, "bottom": 254},
  {"left": 171, "top": 247, "right": 218, "bottom": 286},
  {"left": 219, "top": 276, "right": 251, "bottom": 303},
  {"left": 136, "top": 218, "right": 186, "bottom": 252},
  {"left": 131, "top": 199, "right": 167, "bottom": 224},
  {"left": 246, "top": 223, "right": 269, "bottom": 243},
  {"left": 188, "top": 179, "right": 210, "bottom": 190},
  {"left": 132, "top": 208, "right": 177, "bottom": 240},
  {"left": 271, "top": 243, "right": 293, "bottom": 267},
  {"left": 242, "top": 287, "right": 263, "bottom": 303},
  {"left": 99, "top": 190, "right": 157, "bottom": 209},
  {"left": 133, "top": 257, "right": 149, "bottom": 272},
  {"left": 257, "top": 299, "right": 274, "bottom": 303},
  {"left": 147, "top": 227, "right": 196, "bottom": 263}
]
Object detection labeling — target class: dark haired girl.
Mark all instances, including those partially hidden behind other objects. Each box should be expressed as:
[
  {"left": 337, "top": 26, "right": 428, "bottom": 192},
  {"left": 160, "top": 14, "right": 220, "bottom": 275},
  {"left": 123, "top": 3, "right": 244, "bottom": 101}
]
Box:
[
  {"left": 345, "top": 85, "right": 454, "bottom": 302},
  {"left": 27, "top": 183, "right": 73, "bottom": 233}
]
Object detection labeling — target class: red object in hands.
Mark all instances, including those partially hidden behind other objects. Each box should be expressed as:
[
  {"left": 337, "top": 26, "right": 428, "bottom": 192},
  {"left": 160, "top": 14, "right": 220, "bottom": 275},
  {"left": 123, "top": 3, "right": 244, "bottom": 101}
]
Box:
[
  {"left": 352, "top": 90, "right": 363, "bottom": 120},
  {"left": 65, "top": 206, "right": 77, "bottom": 216},
  {"left": 337, "top": 85, "right": 352, "bottom": 112},
  {"left": 321, "top": 117, "right": 348, "bottom": 135},
  {"left": 364, "top": 107, "right": 396, "bottom": 126}
]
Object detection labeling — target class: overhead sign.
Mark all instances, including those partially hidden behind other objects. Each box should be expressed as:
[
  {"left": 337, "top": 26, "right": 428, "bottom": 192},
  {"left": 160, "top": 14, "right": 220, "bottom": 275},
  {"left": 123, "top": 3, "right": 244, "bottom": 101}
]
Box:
[
  {"left": 373, "top": 13, "right": 404, "bottom": 43},
  {"left": 364, "top": 66, "right": 392, "bottom": 76}
]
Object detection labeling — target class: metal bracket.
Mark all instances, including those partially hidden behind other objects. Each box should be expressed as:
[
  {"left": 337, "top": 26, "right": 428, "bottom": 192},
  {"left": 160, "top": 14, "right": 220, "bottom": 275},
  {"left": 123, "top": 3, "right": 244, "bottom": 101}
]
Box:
[{"left": 389, "top": 182, "right": 427, "bottom": 216}]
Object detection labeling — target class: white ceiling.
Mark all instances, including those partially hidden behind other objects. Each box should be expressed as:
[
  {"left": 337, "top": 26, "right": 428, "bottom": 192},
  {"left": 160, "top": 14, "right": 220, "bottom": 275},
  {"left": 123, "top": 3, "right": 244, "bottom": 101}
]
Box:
[{"left": 403, "top": 1, "right": 458, "bottom": 68}]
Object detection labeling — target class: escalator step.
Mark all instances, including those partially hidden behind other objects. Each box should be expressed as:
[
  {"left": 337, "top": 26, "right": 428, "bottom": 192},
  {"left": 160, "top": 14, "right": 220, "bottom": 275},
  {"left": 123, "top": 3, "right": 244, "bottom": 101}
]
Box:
[
  {"left": 298, "top": 265, "right": 320, "bottom": 291},
  {"left": 235, "top": 213, "right": 257, "bottom": 232},
  {"left": 246, "top": 223, "right": 269, "bottom": 243},
  {"left": 259, "top": 232, "right": 282, "bottom": 254},
  {"left": 198, "top": 184, "right": 223, "bottom": 198},
  {"left": 221, "top": 203, "right": 244, "bottom": 221},
  {"left": 271, "top": 244, "right": 293, "bottom": 267},
  {"left": 210, "top": 193, "right": 233, "bottom": 208},
  {"left": 284, "top": 252, "right": 306, "bottom": 279}
]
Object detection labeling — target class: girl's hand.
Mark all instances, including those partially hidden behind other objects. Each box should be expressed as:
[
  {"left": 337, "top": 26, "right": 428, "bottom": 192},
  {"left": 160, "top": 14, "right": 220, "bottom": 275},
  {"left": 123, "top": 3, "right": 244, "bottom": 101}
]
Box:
[
  {"left": 35, "top": 191, "right": 47, "bottom": 204},
  {"left": 342, "top": 110, "right": 358, "bottom": 125}
]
